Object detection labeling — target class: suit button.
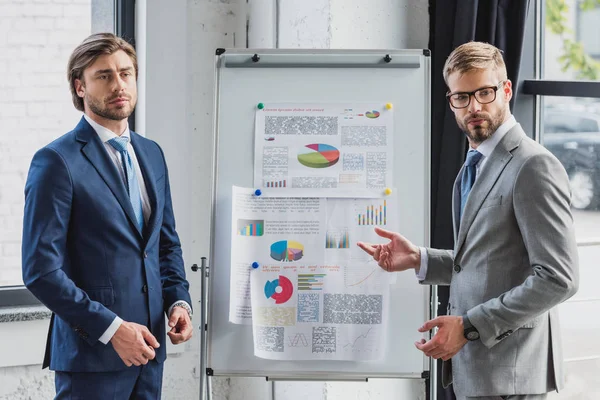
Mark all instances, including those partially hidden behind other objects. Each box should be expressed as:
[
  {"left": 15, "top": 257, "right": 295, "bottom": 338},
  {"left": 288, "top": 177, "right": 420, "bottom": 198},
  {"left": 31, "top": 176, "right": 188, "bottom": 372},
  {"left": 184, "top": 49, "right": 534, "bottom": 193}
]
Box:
[
  {"left": 143, "top": 251, "right": 148, "bottom": 258},
  {"left": 142, "top": 285, "right": 148, "bottom": 293},
  {"left": 453, "top": 264, "right": 461, "bottom": 273}
]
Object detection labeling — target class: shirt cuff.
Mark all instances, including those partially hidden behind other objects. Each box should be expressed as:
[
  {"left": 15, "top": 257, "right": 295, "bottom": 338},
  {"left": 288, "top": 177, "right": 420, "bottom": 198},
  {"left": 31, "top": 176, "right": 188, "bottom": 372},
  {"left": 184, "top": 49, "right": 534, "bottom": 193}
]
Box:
[
  {"left": 415, "top": 246, "right": 428, "bottom": 281},
  {"left": 98, "top": 316, "right": 123, "bottom": 344},
  {"left": 168, "top": 300, "right": 192, "bottom": 316}
]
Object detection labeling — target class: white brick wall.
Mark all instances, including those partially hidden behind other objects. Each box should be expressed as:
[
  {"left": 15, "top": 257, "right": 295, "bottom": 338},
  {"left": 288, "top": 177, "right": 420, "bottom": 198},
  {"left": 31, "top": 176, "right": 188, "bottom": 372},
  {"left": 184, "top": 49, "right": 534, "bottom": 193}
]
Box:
[{"left": 0, "top": 0, "right": 91, "bottom": 286}]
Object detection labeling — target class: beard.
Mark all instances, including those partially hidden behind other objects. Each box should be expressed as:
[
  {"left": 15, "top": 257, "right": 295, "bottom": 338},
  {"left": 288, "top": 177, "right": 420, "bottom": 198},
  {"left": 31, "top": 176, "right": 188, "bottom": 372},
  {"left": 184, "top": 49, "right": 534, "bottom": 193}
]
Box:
[
  {"left": 85, "top": 92, "right": 136, "bottom": 121},
  {"left": 456, "top": 103, "right": 507, "bottom": 144}
]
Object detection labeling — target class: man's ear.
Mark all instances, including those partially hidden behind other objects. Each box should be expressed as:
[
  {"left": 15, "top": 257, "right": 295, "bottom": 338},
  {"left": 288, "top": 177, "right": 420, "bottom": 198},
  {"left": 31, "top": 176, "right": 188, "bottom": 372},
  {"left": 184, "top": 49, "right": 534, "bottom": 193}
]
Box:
[
  {"left": 503, "top": 79, "right": 513, "bottom": 102},
  {"left": 75, "top": 78, "right": 85, "bottom": 98}
]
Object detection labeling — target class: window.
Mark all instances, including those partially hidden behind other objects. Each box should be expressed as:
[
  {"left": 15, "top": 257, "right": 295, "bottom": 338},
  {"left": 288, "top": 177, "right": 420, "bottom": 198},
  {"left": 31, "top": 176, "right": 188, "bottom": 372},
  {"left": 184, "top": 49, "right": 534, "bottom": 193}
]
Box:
[
  {"left": 520, "top": 1, "right": 600, "bottom": 398},
  {"left": 0, "top": 1, "right": 127, "bottom": 304},
  {"left": 577, "top": 1, "right": 600, "bottom": 59},
  {"left": 544, "top": 108, "right": 600, "bottom": 133}
]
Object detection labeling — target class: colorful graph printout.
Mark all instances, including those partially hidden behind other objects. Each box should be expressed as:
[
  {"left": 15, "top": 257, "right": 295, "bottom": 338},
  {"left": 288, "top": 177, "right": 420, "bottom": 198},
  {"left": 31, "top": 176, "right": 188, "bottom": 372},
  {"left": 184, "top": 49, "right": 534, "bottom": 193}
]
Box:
[
  {"left": 265, "top": 179, "right": 287, "bottom": 188},
  {"left": 297, "top": 144, "right": 340, "bottom": 168},
  {"left": 297, "top": 274, "right": 325, "bottom": 291},
  {"left": 325, "top": 230, "right": 350, "bottom": 249},
  {"left": 270, "top": 240, "right": 304, "bottom": 262},
  {"left": 237, "top": 219, "right": 264, "bottom": 236},
  {"left": 264, "top": 276, "right": 294, "bottom": 304},
  {"left": 357, "top": 200, "right": 387, "bottom": 226}
]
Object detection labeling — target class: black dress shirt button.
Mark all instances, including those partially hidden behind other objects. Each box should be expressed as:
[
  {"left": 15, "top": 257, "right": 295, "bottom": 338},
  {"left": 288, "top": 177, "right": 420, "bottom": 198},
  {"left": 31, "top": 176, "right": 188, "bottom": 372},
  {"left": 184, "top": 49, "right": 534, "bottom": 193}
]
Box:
[{"left": 453, "top": 264, "right": 462, "bottom": 273}]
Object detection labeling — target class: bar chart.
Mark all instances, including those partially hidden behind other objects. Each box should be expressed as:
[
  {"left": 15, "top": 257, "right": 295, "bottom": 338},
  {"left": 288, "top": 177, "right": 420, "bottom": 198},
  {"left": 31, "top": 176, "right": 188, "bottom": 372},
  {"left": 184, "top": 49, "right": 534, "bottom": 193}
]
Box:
[
  {"left": 357, "top": 200, "right": 387, "bottom": 226},
  {"left": 264, "top": 179, "right": 287, "bottom": 188},
  {"left": 325, "top": 230, "right": 350, "bottom": 249},
  {"left": 297, "top": 273, "right": 326, "bottom": 291},
  {"left": 237, "top": 219, "right": 264, "bottom": 236}
]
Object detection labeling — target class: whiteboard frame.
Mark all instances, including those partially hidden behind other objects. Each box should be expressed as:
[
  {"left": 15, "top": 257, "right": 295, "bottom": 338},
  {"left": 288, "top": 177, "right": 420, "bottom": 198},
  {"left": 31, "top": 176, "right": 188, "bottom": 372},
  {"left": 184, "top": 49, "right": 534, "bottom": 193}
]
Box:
[{"left": 205, "top": 49, "right": 434, "bottom": 386}]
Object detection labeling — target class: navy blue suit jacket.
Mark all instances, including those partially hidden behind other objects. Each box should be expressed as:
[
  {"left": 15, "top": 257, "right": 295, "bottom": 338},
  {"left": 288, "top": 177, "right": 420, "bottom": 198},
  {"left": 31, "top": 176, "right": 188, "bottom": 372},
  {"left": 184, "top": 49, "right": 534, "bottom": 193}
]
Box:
[{"left": 21, "top": 117, "right": 191, "bottom": 372}]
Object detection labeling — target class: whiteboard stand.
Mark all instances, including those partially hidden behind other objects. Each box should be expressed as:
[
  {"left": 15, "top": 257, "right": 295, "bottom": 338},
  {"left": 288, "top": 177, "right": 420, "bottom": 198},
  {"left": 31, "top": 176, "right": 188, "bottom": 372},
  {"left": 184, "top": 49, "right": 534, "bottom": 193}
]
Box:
[
  {"left": 202, "top": 48, "right": 436, "bottom": 400},
  {"left": 198, "top": 274, "right": 438, "bottom": 400},
  {"left": 196, "top": 257, "right": 209, "bottom": 400}
]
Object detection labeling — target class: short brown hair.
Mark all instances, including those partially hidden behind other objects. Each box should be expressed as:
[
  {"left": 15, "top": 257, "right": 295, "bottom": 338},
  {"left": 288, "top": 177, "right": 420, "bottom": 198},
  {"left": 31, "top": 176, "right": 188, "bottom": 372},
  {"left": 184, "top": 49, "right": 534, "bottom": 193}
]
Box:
[
  {"left": 443, "top": 41, "right": 507, "bottom": 86},
  {"left": 67, "top": 33, "right": 138, "bottom": 111}
]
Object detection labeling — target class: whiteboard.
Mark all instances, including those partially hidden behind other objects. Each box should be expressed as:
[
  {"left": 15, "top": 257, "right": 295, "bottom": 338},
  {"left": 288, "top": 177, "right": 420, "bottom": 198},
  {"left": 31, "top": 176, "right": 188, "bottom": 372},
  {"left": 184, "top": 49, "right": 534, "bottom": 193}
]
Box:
[{"left": 207, "top": 49, "right": 431, "bottom": 379}]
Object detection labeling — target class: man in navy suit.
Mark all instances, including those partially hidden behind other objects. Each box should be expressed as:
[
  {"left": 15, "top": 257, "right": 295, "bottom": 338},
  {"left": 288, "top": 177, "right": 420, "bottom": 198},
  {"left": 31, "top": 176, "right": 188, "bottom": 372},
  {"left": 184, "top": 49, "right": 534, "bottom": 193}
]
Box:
[{"left": 21, "top": 33, "right": 193, "bottom": 399}]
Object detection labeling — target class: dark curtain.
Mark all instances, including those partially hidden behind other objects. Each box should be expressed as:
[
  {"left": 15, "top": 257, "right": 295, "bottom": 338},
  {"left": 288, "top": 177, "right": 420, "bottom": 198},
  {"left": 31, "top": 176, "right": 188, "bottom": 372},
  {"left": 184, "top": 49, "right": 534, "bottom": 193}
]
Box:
[{"left": 427, "top": 1, "right": 530, "bottom": 399}]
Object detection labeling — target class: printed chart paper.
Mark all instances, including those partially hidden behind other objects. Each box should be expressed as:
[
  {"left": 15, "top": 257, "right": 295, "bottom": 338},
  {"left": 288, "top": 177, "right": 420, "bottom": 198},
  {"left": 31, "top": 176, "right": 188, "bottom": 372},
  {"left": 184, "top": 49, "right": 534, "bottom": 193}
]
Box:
[
  {"left": 254, "top": 104, "right": 394, "bottom": 197},
  {"left": 229, "top": 186, "right": 399, "bottom": 361}
]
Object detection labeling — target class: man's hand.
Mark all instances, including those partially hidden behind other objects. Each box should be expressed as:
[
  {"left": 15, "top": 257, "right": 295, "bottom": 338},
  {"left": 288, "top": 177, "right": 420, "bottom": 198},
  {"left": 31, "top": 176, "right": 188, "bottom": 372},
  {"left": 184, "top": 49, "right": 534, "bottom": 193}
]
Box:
[
  {"left": 111, "top": 321, "right": 160, "bottom": 367},
  {"left": 357, "top": 227, "right": 421, "bottom": 272},
  {"left": 414, "top": 316, "right": 468, "bottom": 361},
  {"left": 167, "top": 306, "right": 193, "bottom": 345}
]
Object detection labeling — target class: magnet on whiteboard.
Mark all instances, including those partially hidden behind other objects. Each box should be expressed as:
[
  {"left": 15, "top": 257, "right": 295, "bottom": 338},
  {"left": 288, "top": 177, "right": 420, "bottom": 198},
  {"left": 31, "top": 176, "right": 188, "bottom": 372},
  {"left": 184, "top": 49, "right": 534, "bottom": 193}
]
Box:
[
  {"left": 251, "top": 262, "right": 260, "bottom": 269},
  {"left": 384, "top": 188, "right": 392, "bottom": 195},
  {"left": 385, "top": 103, "right": 393, "bottom": 110},
  {"left": 257, "top": 103, "right": 264, "bottom": 109},
  {"left": 254, "top": 189, "right": 262, "bottom": 196}
]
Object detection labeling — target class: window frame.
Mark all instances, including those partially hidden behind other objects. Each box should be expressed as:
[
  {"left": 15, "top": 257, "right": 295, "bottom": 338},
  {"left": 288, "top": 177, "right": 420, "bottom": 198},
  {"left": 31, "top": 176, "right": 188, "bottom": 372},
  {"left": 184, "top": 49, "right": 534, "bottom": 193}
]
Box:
[
  {"left": 0, "top": 0, "right": 135, "bottom": 308},
  {"left": 516, "top": 0, "right": 600, "bottom": 142}
]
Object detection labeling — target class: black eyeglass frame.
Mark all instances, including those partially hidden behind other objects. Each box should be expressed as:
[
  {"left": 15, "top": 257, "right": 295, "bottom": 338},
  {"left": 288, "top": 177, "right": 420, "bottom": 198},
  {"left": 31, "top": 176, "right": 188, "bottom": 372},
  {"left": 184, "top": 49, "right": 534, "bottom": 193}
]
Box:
[{"left": 446, "top": 81, "right": 505, "bottom": 109}]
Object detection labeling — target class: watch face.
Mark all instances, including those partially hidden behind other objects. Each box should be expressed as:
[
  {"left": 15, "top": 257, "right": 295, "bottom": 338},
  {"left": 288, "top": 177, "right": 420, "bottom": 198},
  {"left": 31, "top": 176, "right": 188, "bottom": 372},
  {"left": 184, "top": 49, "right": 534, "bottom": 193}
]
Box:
[{"left": 466, "top": 331, "right": 480, "bottom": 341}]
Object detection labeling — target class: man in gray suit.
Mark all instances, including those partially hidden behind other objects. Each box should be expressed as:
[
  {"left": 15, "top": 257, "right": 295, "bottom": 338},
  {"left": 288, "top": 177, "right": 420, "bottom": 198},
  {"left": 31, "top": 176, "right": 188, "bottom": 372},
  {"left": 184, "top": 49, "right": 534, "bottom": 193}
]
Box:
[{"left": 358, "top": 42, "right": 579, "bottom": 399}]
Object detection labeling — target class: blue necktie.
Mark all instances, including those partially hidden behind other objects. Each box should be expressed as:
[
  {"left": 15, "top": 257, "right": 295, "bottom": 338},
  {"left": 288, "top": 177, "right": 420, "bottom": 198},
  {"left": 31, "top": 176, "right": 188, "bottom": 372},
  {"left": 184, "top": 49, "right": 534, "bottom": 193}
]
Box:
[
  {"left": 108, "top": 137, "right": 144, "bottom": 231},
  {"left": 460, "top": 149, "right": 483, "bottom": 219}
]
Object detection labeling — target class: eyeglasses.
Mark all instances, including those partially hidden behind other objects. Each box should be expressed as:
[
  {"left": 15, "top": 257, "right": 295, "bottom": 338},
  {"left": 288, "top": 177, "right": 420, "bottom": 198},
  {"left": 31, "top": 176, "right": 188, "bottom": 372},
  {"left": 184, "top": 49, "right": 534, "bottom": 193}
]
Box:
[{"left": 446, "top": 81, "right": 504, "bottom": 109}]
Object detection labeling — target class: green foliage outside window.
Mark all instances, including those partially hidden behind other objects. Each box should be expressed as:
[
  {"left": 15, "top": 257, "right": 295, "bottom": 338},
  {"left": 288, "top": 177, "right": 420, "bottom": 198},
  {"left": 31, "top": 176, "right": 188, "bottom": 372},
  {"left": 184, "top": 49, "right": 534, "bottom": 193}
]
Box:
[{"left": 546, "top": 0, "right": 600, "bottom": 80}]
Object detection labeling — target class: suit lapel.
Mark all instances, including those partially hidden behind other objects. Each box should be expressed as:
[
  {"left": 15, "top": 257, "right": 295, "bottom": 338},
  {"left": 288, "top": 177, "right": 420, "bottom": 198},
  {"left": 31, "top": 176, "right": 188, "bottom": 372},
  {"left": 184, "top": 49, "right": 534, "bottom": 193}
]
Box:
[
  {"left": 452, "top": 170, "right": 462, "bottom": 239},
  {"left": 76, "top": 117, "right": 143, "bottom": 238},
  {"left": 131, "top": 132, "right": 159, "bottom": 242},
  {"left": 454, "top": 125, "right": 524, "bottom": 255}
]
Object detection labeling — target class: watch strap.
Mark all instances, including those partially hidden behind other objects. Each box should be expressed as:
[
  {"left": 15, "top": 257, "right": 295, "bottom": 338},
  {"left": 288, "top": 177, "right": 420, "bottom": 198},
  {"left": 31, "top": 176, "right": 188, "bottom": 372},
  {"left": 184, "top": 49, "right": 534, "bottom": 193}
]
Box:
[{"left": 171, "top": 301, "right": 193, "bottom": 320}]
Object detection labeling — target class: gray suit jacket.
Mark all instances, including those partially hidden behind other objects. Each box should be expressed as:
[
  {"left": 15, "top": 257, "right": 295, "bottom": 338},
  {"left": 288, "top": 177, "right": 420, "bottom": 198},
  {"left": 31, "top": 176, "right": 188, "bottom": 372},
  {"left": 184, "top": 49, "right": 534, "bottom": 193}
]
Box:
[{"left": 423, "top": 124, "right": 579, "bottom": 397}]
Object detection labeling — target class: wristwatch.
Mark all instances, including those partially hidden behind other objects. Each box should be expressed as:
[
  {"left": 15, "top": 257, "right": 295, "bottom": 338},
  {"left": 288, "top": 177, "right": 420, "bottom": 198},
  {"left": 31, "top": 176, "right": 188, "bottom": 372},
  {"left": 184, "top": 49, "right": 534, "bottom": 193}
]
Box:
[
  {"left": 171, "top": 301, "right": 193, "bottom": 321},
  {"left": 462, "top": 315, "right": 480, "bottom": 341}
]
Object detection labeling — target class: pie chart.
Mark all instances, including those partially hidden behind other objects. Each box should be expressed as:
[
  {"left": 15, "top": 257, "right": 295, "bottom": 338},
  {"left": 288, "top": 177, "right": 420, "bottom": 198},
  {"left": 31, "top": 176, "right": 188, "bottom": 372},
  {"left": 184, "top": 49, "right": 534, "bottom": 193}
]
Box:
[
  {"left": 264, "top": 276, "right": 294, "bottom": 304},
  {"left": 270, "top": 240, "right": 304, "bottom": 262},
  {"left": 297, "top": 144, "right": 340, "bottom": 168}
]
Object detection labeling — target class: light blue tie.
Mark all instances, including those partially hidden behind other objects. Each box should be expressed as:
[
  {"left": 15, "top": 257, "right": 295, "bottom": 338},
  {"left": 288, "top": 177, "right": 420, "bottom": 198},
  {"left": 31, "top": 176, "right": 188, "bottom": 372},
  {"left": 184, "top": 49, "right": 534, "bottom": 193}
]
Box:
[
  {"left": 460, "top": 149, "right": 483, "bottom": 220},
  {"left": 108, "top": 137, "right": 144, "bottom": 231}
]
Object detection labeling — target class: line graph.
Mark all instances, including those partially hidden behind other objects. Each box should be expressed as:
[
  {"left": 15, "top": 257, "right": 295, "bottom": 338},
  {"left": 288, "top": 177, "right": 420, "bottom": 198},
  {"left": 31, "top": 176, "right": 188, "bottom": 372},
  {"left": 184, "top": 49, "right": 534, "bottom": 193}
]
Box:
[
  {"left": 344, "top": 261, "right": 380, "bottom": 288},
  {"left": 345, "top": 267, "right": 378, "bottom": 287},
  {"left": 342, "top": 327, "right": 376, "bottom": 353},
  {"left": 288, "top": 333, "right": 309, "bottom": 347}
]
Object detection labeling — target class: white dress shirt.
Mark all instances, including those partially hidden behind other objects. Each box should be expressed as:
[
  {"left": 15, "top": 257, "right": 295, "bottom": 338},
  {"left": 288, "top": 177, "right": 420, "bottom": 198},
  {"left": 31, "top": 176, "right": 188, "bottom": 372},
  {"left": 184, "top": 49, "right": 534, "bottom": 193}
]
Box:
[
  {"left": 83, "top": 115, "right": 191, "bottom": 344},
  {"left": 416, "top": 115, "right": 517, "bottom": 281}
]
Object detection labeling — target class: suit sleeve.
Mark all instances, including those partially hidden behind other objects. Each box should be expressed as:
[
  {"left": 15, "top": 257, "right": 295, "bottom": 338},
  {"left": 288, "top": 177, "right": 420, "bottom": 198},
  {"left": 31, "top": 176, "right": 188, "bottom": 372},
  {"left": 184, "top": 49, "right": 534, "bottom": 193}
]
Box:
[
  {"left": 468, "top": 152, "right": 579, "bottom": 349},
  {"left": 421, "top": 248, "right": 454, "bottom": 285},
  {"left": 22, "top": 147, "right": 117, "bottom": 345},
  {"left": 155, "top": 146, "right": 192, "bottom": 313}
]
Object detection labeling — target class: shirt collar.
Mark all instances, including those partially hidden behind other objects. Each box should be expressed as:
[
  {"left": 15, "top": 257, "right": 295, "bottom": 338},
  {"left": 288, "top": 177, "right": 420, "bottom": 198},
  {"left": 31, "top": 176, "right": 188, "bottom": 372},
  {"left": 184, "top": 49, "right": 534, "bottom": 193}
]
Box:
[
  {"left": 471, "top": 115, "right": 517, "bottom": 157},
  {"left": 83, "top": 114, "right": 130, "bottom": 143}
]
